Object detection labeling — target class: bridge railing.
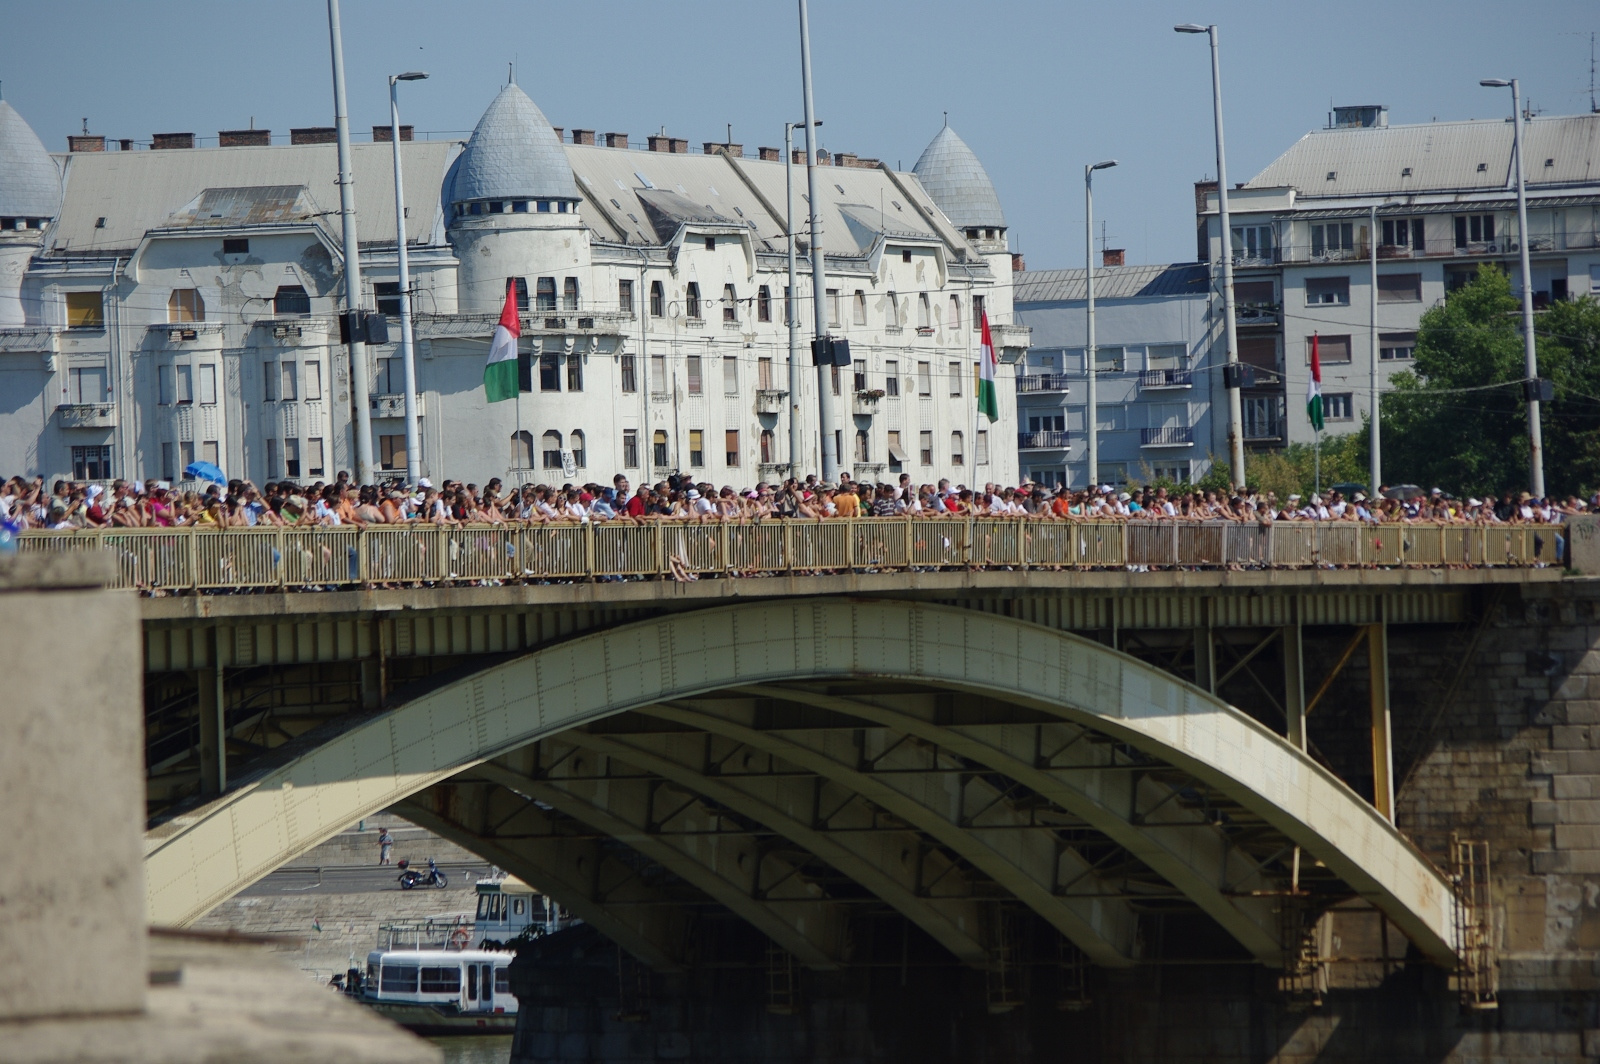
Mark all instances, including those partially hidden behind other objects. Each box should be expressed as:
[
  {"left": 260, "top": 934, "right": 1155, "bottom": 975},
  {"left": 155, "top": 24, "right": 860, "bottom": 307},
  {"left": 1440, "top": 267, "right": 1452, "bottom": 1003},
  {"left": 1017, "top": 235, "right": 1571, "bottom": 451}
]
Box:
[{"left": 14, "top": 519, "right": 1558, "bottom": 591}]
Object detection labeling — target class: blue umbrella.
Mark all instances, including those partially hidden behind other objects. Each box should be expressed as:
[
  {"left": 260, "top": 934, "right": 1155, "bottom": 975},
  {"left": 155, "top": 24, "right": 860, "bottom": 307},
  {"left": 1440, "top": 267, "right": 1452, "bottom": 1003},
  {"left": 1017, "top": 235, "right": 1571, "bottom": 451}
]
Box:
[{"left": 184, "top": 461, "right": 228, "bottom": 485}]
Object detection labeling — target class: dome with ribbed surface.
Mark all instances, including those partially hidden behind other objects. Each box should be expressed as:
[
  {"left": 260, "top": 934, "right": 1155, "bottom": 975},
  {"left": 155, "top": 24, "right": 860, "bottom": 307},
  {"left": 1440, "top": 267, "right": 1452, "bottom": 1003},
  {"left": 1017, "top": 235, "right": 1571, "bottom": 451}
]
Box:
[
  {"left": 448, "top": 83, "right": 576, "bottom": 206},
  {"left": 0, "top": 100, "right": 61, "bottom": 219},
  {"left": 912, "top": 125, "right": 1005, "bottom": 230}
]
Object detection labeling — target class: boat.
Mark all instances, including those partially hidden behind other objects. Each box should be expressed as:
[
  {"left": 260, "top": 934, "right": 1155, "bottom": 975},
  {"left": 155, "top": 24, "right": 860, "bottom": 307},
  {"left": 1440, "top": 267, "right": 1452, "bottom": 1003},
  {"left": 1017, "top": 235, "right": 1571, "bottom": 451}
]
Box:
[{"left": 338, "top": 874, "right": 561, "bottom": 1035}]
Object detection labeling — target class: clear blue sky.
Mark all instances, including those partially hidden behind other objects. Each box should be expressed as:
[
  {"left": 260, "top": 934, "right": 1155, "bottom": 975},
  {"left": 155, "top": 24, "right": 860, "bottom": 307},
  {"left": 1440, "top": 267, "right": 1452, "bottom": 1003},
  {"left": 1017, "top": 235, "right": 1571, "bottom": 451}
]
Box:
[{"left": 1, "top": 1, "right": 1592, "bottom": 268}]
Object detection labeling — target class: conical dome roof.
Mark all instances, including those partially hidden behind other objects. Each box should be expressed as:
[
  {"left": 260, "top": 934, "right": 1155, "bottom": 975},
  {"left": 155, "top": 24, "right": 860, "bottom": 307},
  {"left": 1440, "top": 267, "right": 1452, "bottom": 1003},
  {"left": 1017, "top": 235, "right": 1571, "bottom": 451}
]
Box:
[
  {"left": 0, "top": 100, "right": 62, "bottom": 219},
  {"left": 912, "top": 125, "right": 1005, "bottom": 230},
  {"left": 447, "top": 83, "right": 576, "bottom": 206}
]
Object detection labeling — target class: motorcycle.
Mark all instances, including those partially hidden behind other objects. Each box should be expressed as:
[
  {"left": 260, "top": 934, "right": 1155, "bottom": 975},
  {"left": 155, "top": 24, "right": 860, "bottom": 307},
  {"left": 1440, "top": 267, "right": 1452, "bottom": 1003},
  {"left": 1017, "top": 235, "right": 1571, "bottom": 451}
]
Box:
[{"left": 397, "top": 857, "right": 449, "bottom": 890}]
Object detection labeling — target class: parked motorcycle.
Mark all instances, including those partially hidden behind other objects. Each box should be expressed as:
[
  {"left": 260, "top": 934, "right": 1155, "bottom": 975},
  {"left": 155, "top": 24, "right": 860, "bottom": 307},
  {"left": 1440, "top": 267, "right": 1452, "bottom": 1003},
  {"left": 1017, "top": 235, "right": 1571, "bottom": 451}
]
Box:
[{"left": 397, "top": 857, "right": 448, "bottom": 890}]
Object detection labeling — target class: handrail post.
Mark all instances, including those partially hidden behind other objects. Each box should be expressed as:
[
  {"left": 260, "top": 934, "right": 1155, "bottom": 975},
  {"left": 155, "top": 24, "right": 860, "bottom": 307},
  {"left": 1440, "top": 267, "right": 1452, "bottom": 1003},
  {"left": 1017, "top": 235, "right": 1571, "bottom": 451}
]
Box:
[
  {"left": 719, "top": 521, "right": 731, "bottom": 575},
  {"left": 584, "top": 521, "right": 596, "bottom": 579},
  {"left": 783, "top": 520, "right": 795, "bottom": 575},
  {"left": 187, "top": 527, "right": 199, "bottom": 592}
]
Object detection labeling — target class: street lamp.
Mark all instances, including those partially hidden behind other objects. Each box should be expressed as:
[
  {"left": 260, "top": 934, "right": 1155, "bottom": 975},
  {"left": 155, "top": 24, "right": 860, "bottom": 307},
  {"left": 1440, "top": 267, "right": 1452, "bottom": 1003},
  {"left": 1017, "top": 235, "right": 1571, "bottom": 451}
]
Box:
[
  {"left": 388, "top": 70, "right": 427, "bottom": 483},
  {"left": 1481, "top": 77, "right": 1545, "bottom": 497},
  {"left": 1176, "top": 23, "right": 1246, "bottom": 489},
  {"left": 1084, "top": 159, "right": 1117, "bottom": 490}
]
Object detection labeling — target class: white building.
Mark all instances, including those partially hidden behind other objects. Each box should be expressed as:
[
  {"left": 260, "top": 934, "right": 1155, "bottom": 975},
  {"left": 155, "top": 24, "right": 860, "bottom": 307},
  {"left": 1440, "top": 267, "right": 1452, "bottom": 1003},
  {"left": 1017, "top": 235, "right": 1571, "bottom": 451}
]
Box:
[
  {"left": 0, "top": 84, "right": 1028, "bottom": 486},
  {"left": 1195, "top": 105, "right": 1600, "bottom": 450}
]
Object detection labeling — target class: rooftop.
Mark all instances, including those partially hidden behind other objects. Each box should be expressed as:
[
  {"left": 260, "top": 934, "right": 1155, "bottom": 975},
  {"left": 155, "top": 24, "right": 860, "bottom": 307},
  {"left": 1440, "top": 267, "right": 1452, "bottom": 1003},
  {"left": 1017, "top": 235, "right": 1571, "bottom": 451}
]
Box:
[
  {"left": 0, "top": 100, "right": 62, "bottom": 219},
  {"left": 446, "top": 82, "right": 576, "bottom": 206},
  {"left": 913, "top": 125, "right": 1007, "bottom": 230},
  {"left": 1013, "top": 263, "right": 1211, "bottom": 303}
]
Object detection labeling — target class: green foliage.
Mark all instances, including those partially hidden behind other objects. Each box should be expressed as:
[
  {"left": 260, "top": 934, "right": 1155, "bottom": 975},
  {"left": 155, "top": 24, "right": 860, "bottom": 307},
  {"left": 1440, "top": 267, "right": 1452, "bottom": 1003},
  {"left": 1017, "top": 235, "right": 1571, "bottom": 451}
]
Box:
[{"left": 1245, "top": 431, "right": 1369, "bottom": 500}]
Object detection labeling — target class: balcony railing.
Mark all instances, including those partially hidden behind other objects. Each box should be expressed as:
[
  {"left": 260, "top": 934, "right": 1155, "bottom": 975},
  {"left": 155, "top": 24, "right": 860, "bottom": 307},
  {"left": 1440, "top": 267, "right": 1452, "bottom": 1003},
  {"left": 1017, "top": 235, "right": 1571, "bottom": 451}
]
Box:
[
  {"left": 1140, "top": 426, "right": 1194, "bottom": 447},
  {"left": 56, "top": 403, "right": 116, "bottom": 428},
  {"left": 1235, "top": 303, "right": 1280, "bottom": 326},
  {"left": 1139, "top": 369, "right": 1193, "bottom": 390},
  {"left": 370, "top": 393, "right": 426, "bottom": 418},
  {"left": 1243, "top": 417, "right": 1284, "bottom": 442},
  {"left": 852, "top": 392, "right": 883, "bottom": 416},
  {"left": 1018, "top": 430, "right": 1070, "bottom": 450},
  {"left": 1017, "top": 374, "right": 1071, "bottom": 394}
]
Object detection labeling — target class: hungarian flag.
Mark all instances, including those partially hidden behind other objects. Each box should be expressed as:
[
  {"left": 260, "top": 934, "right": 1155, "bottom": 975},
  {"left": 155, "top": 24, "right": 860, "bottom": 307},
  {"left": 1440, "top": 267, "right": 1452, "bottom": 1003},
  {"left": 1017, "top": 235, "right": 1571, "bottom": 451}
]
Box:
[
  {"left": 1306, "top": 332, "right": 1324, "bottom": 432},
  {"left": 977, "top": 309, "right": 999, "bottom": 422},
  {"left": 483, "top": 282, "right": 520, "bottom": 403}
]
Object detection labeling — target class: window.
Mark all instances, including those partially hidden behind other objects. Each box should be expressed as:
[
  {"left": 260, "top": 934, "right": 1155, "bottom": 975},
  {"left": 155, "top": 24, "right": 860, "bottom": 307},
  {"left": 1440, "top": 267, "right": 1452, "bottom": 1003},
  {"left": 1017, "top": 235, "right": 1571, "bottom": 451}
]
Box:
[
  {"left": 853, "top": 359, "right": 867, "bottom": 393},
  {"left": 784, "top": 286, "right": 793, "bottom": 326},
  {"left": 1147, "top": 344, "right": 1186, "bottom": 371},
  {"left": 67, "top": 365, "right": 106, "bottom": 404},
  {"left": 621, "top": 353, "right": 638, "bottom": 392},
  {"left": 197, "top": 364, "right": 217, "bottom": 405},
  {"left": 168, "top": 288, "right": 204, "bottom": 323},
  {"left": 283, "top": 438, "right": 301, "bottom": 478},
  {"left": 160, "top": 442, "right": 175, "bottom": 480},
  {"left": 723, "top": 356, "right": 738, "bottom": 395},
  {"left": 306, "top": 437, "right": 325, "bottom": 478},
  {"left": 830, "top": 364, "right": 841, "bottom": 396},
  {"left": 380, "top": 965, "right": 419, "bottom": 994},
  {"left": 66, "top": 291, "right": 103, "bottom": 329},
  {"left": 539, "top": 352, "right": 560, "bottom": 391},
  {"left": 1309, "top": 335, "right": 1352, "bottom": 364},
  {"left": 704, "top": 236, "right": 716, "bottom": 251},
  {"left": 855, "top": 429, "right": 869, "bottom": 463},
  {"left": 1029, "top": 414, "right": 1066, "bottom": 432},
  {"left": 567, "top": 353, "right": 583, "bottom": 392},
  {"left": 651, "top": 354, "right": 667, "bottom": 393},
  {"left": 885, "top": 360, "right": 899, "bottom": 397},
  {"left": 1096, "top": 404, "right": 1127, "bottom": 431},
  {"left": 420, "top": 967, "right": 460, "bottom": 994},
  {"left": 1305, "top": 277, "right": 1350, "bottom": 306},
  {"left": 951, "top": 431, "right": 964, "bottom": 466},
  {"left": 524, "top": 276, "right": 551, "bottom": 312},
  {"left": 725, "top": 429, "right": 740, "bottom": 466},
  {"left": 542, "top": 431, "right": 564, "bottom": 469},
  {"left": 266, "top": 438, "right": 279, "bottom": 478},
  {"left": 222, "top": 237, "right": 249, "bottom": 255},
  {"left": 179, "top": 440, "right": 195, "bottom": 470},
  {"left": 689, "top": 429, "right": 704, "bottom": 467},
  {"left": 650, "top": 281, "right": 665, "bottom": 317},
  {"left": 917, "top": 361, "right": 932, "bottom": 396},
  {"left": 653, "top": 429, "right": 668, "bottom": 467},
  {"left": 279, "top": 361, "right": 297, "bottom": 401},
  {"left": 826, "top": 289, "right": 840, "bottom": 327},
  {"left": 687, "top": 355, "right": 703, "bottom": 394},
  {"left": 1308, "top": 223, "right": 1352, "bottom": 258},
  {"left": 757, "top": 285, "right": 771, "bottom": 323},
  {"left": 71, "top": 445, "right": 112, "bottom": 480},
  {"left": 757, "top": 357, "right": 773, "bottom": 390},
  {"left": 509, "top": 277, "right": 529, "bottom": 313},
  {"left": 949, "top": 361, "right": 962, "bottom": 397},
  {"left": 375, "top": 282, "right": 402, "bottom": 317},
  {"left": 1095, "top": 346, "right": 1125, "bottom": 372},
  {"left": 379, "top": 434, "right": 405, "bottom": 471},
  {"left": 976, "top": 429, "right": 989, "bottom": 466},
  {"left": 917, "top": 292, "right": 931, "bottom": 328},
  {"left": 1381, "top": 217, "right": 1425, "bottom": 251},
  {"left": 176, "top": 364, "right": 194, "bottom": 404},
  {"left": 902, "top": 248, "right": 912, "bottom": 263},
  {"left": 570, "top": 429, "right": 586, "bottom": 468},
  {"left": 887, "top": 430, "right": 904, "bottom": 471},
  {"left": 618, "top": 279, "right": 634, "bottom": 315},
  {"left": 949, "top": 295, "right": 961, "bottom": 330},
  {"left": 1231, "top": 224, "right": 1275, "bottom": 259},
  {"left": 1326, "top": 393, "right": 1354, "bottom": 420},
  {"left": 723, "top": 284, "right": 738, "bottom": 322},
  {"left": 622, "top": 429, "right": 639, "bottom": 468},
  {"left": 495, "top": 968, "right": 510, "bottom": 996},
  {"left": 1380, "top": 332, "right": 1416, "bottom": 361},
  {"left": 1151, "top": 462, "right": 1191, "bottom": 484},
  {"left": 1377, "top": 273, "right": 1422, "bottom": 303},
  {"left": 304, "top": 360, "right": 322, "bottom": 400},
  {"left": 886, "top": 291, "right": 900, "bottom": 328},
  {"left": 853, "top": 290, "right": 867, "bottom": 326},
  {"left": 759, "top": 429, "right": 774, "bottom": 463},
  {"left": 973, "top": 294, "right": 985, "bottom": 321},
  {"left": 1239, "top": 337, "right": 1278, "bottom": 370},
  {"left": 1454, "top": 214, "right": 1495, "bottom": 247},
  {"left": 273, "top": 285, "right": 310, "bottom": 315},
  {"left": 1234, "top": 280, "right": 1275, "bottom": 305},
  {"left": 563, "top": 278, "right": 579, "bottom": 312},
  {"left": 686, "top": 282, "right": 702, "bottom": 319},
  {"left": 511, "top": 430, "right": 535, "bottom": 468},
  {"left": 920, "top": 430, "right": 933, "bottom": 465}
]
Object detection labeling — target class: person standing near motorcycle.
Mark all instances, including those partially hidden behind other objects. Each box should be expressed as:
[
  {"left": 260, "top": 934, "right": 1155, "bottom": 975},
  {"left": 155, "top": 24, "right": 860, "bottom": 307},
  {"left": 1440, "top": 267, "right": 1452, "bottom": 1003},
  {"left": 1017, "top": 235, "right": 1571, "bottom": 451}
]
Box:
[{"left": 377, "top": 827, "right": 393, "bottom": 866}]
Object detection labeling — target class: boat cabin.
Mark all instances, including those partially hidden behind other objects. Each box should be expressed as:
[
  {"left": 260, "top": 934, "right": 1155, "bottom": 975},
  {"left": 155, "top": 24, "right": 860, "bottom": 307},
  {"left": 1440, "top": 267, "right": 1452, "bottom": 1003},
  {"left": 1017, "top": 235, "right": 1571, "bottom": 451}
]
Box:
[
  {"left": 473, "top": 875, "right": 553, "bottom": 945},
  {"left": 363, "top": 949, "right": 512, "bottom": 1015}
]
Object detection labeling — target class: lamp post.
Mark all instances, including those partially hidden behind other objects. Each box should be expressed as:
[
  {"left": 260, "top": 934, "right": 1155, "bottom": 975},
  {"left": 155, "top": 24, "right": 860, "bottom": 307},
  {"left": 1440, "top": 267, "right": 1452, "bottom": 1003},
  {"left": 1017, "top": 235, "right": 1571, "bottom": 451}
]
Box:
[
  {"left": 1481, "top": 77, "right": 1545, "bottom": 498},
  {"left": 1084, "top": 159, "right": 1117, "bottom": 490},
  {"left": 1176, "top": 23, "right": 1246, "bottom": 489},
  {"left": 326, "top": 0, "right": 373, "bottom": 483},
  {"left": 798, "top": 0, "right": 837, "bottom": 482},
  {"left": 388, "top": 71, "right": 427, "bottom": 483},
  {"left": 785, "top": 121, "right": 802, "bottom": 476}
]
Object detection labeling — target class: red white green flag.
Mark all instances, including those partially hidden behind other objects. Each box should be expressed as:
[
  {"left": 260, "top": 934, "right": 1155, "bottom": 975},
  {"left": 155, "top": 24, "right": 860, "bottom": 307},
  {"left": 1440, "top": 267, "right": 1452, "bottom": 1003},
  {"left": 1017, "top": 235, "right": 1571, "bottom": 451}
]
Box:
[
  {"left": 1306, "top": 332, "right": 1324, "bottom": 432},
  {"left": 977, "top": 309, "right": 999, "bottom": 422},
  {"left": 483, "top": 283, "right": 520, "bottom": 403}
]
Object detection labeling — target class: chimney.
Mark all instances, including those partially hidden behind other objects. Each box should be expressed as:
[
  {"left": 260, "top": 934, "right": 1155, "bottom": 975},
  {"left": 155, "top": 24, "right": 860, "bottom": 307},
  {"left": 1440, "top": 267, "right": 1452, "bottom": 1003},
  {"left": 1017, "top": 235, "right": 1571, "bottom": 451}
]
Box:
[
  {"left": 833, "top": 152, "right": 857, "bottom": 168},
  {"left": 1101, "top": 249, "right": 1125, "bottom": 267},
  {"left": 117, "top": 139, "right": 133, "bottom": 152},
  {"left": 67, "top": 135, "right": 106, "bottom": 152},
  {"left": 759, "top": 146, "right": 780, "bottom": 162},
  {"left": 219, "top": 129, "right": 271, "bottom": 147},
  {"left": 669, "top": 137, "right": 687, "bottom": 154},
  {"left": 1011, "top": 253, "right": 1026, "bottom": 272},
  {"left": 604, "top": 132, "right": 628, "bottom": 149},
  {"left": 704, "top": 142, "right": 742, "bottom": 158},
  {"left": 371, "top": 125, "right": 413, "bottom": 143},
  {"left": 552, "top": 127, "right": 563, "bottom": 141},
  {"left": 289, "top": 127, "right": 337, "bottom": 145},
  {"left": 571, "top": 129, "right": 595, "bottom": 146},
  {"left": 840, "top": 155, "right": 880, "bottom": 169},
  {"left": 151, "top": 132, "right": 195, "bottom": 150},
  {"left": 792, "top": 149, "right": 806, "bottom": 165},
  {"left": 1193, "top": 179, "right": 1218, "bottom": 214},
  {"left": 648, "top": 134, "right": 669, "bottom": 153}
]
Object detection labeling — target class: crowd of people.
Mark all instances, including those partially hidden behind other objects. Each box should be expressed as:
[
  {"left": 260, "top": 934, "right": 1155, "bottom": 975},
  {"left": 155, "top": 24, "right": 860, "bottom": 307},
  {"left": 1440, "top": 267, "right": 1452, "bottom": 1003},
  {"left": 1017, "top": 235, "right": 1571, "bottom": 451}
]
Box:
[{"left": 0, "top": 471, "right": 1591, "bottom": 532}]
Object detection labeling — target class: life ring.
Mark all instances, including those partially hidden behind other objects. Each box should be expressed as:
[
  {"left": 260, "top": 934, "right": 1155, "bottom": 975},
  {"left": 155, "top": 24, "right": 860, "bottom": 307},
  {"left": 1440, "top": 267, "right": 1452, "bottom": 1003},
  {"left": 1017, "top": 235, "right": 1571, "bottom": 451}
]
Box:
[{"left": 449, "top": 927, "right": 472, "bottom": 950}]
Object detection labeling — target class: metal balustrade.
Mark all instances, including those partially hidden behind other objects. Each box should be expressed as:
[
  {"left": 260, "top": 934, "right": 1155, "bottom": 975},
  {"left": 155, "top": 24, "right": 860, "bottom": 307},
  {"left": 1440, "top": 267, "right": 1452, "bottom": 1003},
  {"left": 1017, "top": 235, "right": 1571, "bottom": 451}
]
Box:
[{"left": 13, "top": 519, "right": 1556, "bottom": 590}]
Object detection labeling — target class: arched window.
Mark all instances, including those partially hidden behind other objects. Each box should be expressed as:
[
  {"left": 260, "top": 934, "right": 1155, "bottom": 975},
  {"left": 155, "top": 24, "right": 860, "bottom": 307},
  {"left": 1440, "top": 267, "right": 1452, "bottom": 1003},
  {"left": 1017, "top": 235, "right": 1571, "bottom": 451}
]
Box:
[
  {"left": 509, "top": 277, "right": 529, "bottom": 312},
  {"left": 569, "top": 430, "right": 586, "bottom": 469},
  {"left": 511, "top": 430, "right": 535, "bottom": 469},
  {"left": 885, "top": 291, "right": 899, "bottom": 328},
  {"left": 949, "top": 294, "right": 961, "bottom": 330},
  {"left": 536, "top": 277, "right": 556, "bottom": 312},
  {"left": 722, "top": 283, "right": 738, "bottom": 322},
  {"left": 855, "top": 430, "right": 870, "bottom": 463},
  {"left": 951, "top": 431, "right": 965, "bottom": 467},
  {"left": 759, "top": 429, "right": 774, "bottom": 464},
  {"left": 563, "top": 277, "right": 579, "bottom": 311},
  {"left": 685, "top": 282, "right": 701, "bottom": 319},
  {"left": 757, "top": 285, "right": 771, "bottom": 323},
  {"left": 917, "top": 292, "right": 931, "bottom": 328},
  {"left": 650, "top": 281, "right": 665, "bottom": 317},
  {"left": 541, "top": 430, "right": 564, "bottom": 470},
  {"left": 273, "top": 285, "right": 310, "bottom": 315},
  {"left": 168, "top": 289, "right": 205, "bottom": 323},
  {"left": 652, "top": 429, "right": 669, "bottom": 468}
]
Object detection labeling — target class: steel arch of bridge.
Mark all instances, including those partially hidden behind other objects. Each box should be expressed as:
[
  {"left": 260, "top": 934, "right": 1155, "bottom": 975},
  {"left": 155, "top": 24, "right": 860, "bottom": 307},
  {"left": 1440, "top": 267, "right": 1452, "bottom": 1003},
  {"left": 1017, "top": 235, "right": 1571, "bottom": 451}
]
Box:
[{"left": 143, "top": 597, "right": 1458, "bottom": 967}]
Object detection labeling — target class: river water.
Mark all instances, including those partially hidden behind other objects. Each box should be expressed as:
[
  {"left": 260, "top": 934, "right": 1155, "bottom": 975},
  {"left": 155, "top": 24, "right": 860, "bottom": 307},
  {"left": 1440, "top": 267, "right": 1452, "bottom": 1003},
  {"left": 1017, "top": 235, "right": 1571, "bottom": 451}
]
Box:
[{"left": 427, "top": 1034, "right": 513, "bottom": 1064}]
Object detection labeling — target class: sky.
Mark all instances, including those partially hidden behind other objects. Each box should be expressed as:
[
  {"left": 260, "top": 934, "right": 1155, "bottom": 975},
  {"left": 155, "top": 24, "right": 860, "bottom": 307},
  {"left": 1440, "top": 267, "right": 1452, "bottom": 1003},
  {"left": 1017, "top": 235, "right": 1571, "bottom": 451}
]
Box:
[{"left": 1, "top": 0, "right": 1593, "bottom": 269}]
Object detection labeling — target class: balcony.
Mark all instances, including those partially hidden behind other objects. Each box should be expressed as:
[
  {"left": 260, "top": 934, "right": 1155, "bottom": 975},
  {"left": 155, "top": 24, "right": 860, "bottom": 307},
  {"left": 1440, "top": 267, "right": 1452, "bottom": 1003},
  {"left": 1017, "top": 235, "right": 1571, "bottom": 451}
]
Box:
[
  {"left": 148, "top": 321, "right": 226, "bottom": 347},
  {"left": 1243, "top": 418, "right": 1284, "bottom": 443},
  {"left": 1017, "top": 430, "right": 1070, "bottom": 450},
  {"left": 1235, "top": 303, "right": 1280, "bottom": 327},
  {"left": 1139, "top": 369, "right": 1193, "bottom": 390},
  {"left": 852, "top": 463, "right": 886, "bottom": 481},
  {"left": 370, "top": 393, "right": 426, "bottom": 418},
  {"left": 758, "top": 462, "right": 791, "bottom": 480},
  {"left": 1140, "top": 426, "right": 1194, "bottom": 447},
  {"left": 989, "top": 322, "right": 1032, "bottom": 364},
  {"left": 1016, "top": 374, "right": 1071, "bottom": 394},
  {"left": 56, "top": 402, "right": 116, "bottom": 429},
  {"left": 755, "top": 389, "right": 788, "bottom": 415},
  {"left": 852, "top": 391, "right": 883, "bottom": 417}
]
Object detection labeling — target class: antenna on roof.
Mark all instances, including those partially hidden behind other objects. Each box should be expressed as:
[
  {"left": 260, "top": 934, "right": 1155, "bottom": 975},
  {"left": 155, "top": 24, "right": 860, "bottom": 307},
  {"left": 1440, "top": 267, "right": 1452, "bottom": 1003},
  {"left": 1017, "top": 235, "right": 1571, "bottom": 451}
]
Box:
[
  {"left": 942, "top": 110, "right": 948, "bottom": 128},
  {"left": 1591, "top": 32, "right": 1598, "bottom": 113},
  {"left": 81, "top": 118, "right": 89, "bottom": 135},
  {"left": 508, "top": 61, "right": 514, "bottom": 86}
]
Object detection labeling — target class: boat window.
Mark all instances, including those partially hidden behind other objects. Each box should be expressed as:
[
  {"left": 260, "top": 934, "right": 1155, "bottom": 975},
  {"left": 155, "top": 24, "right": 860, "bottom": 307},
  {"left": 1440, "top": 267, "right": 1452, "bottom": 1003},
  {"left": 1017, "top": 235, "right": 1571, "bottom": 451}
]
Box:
[
  {"left": 466, "top": 964, "right": 479, "bottom": 1001},
  {"left": 494, "top": 895, "right": 506, "bottom": 921},
  {"left": 380, "top": 964, "right": 419, "bottom": 993},
  {"left": 513, "top": 898, "right": 525, "bottom": 915},
  {"left": 476, "top": 895, "right": 490, "bottom": 920},
  {"left": 367, "top": 961, "right": 380, "bottom": 986},
  {"left": 420, "top": 966, "right": 461, "bottom": 994},
  {"left": 495, "top": 967, "right": 511, "bottom": 994}
]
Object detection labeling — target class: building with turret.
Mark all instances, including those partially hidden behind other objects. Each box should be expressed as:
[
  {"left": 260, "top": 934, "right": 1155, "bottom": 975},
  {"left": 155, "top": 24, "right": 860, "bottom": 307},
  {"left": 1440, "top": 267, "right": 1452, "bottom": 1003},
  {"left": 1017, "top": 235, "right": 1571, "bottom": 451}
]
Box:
[{"left": 0, "top": 82, "right": 1028, "bottom": 487}]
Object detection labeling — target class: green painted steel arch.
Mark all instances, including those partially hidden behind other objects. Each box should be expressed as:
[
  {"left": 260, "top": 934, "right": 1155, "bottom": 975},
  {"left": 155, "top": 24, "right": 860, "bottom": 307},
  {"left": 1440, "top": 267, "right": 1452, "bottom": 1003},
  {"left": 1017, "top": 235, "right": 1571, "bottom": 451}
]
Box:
[{"left": 143, "top": 597, "right": 1458, "bottom": 965}]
